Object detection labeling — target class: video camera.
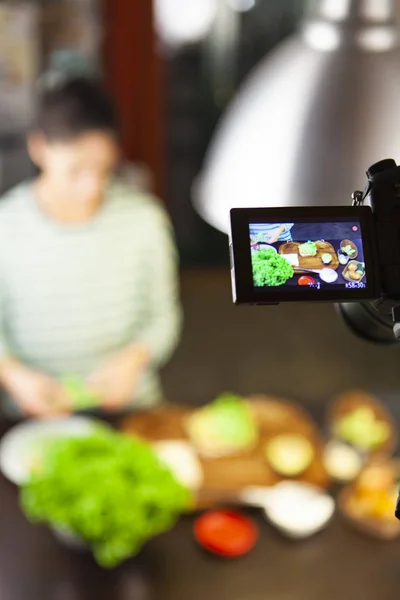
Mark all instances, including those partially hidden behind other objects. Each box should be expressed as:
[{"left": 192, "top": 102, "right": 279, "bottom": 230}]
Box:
[{"left": 229, "top": 159, "right": 400, "bottom": 344}]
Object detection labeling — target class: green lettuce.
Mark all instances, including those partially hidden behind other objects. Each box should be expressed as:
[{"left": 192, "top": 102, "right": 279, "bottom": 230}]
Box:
[
  {"left": 21, "top": 427, "right": 191, "bottom": 568},
  {"left": 188, "top": 393, "right": 257, "bottom": 448},
  {"left": 299, "top": 241, "right": 317, "bottom": 256},
  {"left": 252, "top": 248, "right": 294, "bottom": 287}
]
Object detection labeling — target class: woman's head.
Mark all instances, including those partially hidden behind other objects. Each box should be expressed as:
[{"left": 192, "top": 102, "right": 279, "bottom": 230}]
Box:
[{"left": 28, "top": 77, "right": 120, "bottom": 203}]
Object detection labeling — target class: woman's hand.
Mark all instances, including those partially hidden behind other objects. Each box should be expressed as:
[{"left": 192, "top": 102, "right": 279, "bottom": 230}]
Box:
[
  {"left": 0, "top": 357, "right": 71, "bottom": 417},
  {"left": 86, "top": 344, "right": 150, "bottom": 411},
  {"left": 266, "top": 225, "right": 286, "bottom": 244}
]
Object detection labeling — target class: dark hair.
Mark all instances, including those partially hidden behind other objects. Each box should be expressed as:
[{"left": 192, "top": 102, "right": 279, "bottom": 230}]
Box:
[{"left": 36, "top": 77, "right": 119, "bottom": 142}]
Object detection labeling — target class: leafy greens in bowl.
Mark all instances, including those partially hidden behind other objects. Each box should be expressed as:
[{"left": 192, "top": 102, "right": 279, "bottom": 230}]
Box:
[
  {"left": 251, "top": 248, "right": 294, "bottom": 287},
  {"left": 20, "top": 425, "right": 191, "bottom": 568}
]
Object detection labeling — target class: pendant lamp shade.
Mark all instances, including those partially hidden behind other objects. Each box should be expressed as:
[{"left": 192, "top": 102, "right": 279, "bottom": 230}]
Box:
[{"left": 194, "top": 0, "right": 400, "bottom": 233}]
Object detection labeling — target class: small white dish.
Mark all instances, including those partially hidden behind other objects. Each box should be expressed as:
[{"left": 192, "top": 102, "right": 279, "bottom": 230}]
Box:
[
  {"left": 264, "top": 482, "right": 335, "bottom": 539},
  {"left": 319, "top": 268, "right": 339, "bottom": 283},
  {"left": 242, "top": 482, "right": 335, "bottom": 539},
  {"left": 323, "top": 440, "right": 363, "bottom": 483},
  {"left": 0, "top": 416, "right": 99, "bottom": 485}
]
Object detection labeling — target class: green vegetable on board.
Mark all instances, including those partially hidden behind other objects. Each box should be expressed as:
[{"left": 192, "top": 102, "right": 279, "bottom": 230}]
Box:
[
  {"left": 321, "top": 253, "right": 332, "bottom": 265},
  {"left": 187, "top": 393, "right": 257, "bottom": 451},
  {"left": 251, "top": 248, "right": 294, "bottom": 287},
  {"left": 21, "top": 427, "right": 191, "bottom": 568},
  {"left": 298, "top": 241, "right": 317, "bottom": 257}
]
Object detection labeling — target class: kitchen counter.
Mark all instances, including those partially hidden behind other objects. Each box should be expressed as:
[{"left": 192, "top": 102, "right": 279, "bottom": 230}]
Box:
[{"left": 1, "top": 422, "right": 400, "bottom": 600}]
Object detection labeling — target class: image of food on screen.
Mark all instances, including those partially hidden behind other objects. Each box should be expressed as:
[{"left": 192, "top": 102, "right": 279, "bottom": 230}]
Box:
[{"left": 249, "top": 221, "right": 367, "bottom": 291}]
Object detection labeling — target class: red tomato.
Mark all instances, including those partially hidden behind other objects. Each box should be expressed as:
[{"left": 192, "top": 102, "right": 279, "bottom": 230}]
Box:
[
  {"left": 194, "top": 511, "right": 258, "bottom": 557},
  {"left": 298, "top": 276, "right": 315, "bottom": 286}
]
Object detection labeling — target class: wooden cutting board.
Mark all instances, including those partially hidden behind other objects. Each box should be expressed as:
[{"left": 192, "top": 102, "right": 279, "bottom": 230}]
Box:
[
  {"left": 121, "top": 396, "right": 330, "bottom": 507},
  {"left": 279, "top": 241, "right": 339, "bottom": 273}
]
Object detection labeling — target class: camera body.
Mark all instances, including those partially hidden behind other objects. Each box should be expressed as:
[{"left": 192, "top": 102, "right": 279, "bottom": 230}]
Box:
[
  {"left": 361, "top": 159, "right": 400, "bottom": 301},
  {"left": 229, "top": 159, "right": 400, "bottom": 315}
]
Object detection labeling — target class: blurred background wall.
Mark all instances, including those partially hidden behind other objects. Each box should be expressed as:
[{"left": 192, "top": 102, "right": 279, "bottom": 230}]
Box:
[
  {"left": 0, "top": 0, "right": 301, "bottom": 265},
  {"left": 1, "top": 0, "right": 400, "bottom": 411}
]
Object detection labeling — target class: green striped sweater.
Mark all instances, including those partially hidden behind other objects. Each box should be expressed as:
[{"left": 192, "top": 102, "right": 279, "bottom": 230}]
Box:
[{"left": 0, "top": 179, "right": 182, "bottom": 411}]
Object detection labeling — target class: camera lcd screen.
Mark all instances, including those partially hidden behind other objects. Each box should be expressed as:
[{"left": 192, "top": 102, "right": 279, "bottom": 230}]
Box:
[
  {"left": 230, "top": 207, "right": 380, "bottom": 304},
  {"left": 250, "top": 220, "right": 367, "bottom": 291}
]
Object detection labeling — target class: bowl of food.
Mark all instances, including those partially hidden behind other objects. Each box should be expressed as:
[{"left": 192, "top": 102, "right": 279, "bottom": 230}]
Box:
[
  {"left": 343, "top": 261, "right": 365, "bottom": 283},
  {"left": 339, "top": 459, "right": 400, "bottom": 539},
  {"left": 340, "top": 240, "right": 358, "bottom": 259},
  {"left": 328, "top": 390, "right": 397, "bottom": 457},
  {"left": 20, "top": 426, "right": 191, "bottom": 567},
  {"left": 194, "top": 510, "right": 259, "bottom": 557},
  {"left": 323, "top": 440, "right": 364, "bottom": 483},
  {"left": 338, "top": 252, "right": 350, "bottom": 266},
  {"left": 298, "top": 276, "right": 315, "bottom": 286},
  {"left": 185, "top": 393, "right": 259, "bottom": 457}
]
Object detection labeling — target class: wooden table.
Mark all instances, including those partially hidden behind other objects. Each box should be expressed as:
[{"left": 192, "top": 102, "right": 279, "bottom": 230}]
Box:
[{"left": 1, "top": 420, "right": 400, "bottom": 600}]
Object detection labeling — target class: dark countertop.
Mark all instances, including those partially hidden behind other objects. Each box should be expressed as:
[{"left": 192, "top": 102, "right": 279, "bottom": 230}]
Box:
[
  {"left": 1, "top": 421, "right": 400, "bottom": 600},
  {"left": 162, "top": 271, "right": 400, "bottom": 408}
]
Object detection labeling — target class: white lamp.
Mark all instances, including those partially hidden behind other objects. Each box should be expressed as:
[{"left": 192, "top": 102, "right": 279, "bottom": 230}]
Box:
[
  {"left": 194, "top": 0, "right": 400, "bottom": 233},
  {"left": 154, "top": 0, "right": 217, "bottom": 47}
]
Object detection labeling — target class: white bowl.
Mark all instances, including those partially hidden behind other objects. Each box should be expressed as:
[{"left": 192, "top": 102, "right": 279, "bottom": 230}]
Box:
[
  {"left": 0, "top": 416, "right": 99, "bottom": 485},
  {"left": 264, "top": 502, "right": 335, "bottom": 540},
  {"left": 253, "top": 481, "right": 335, "bottom": 540},
  {"left": 320, "top": 268, "right": 339, "bottom": 284}
]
